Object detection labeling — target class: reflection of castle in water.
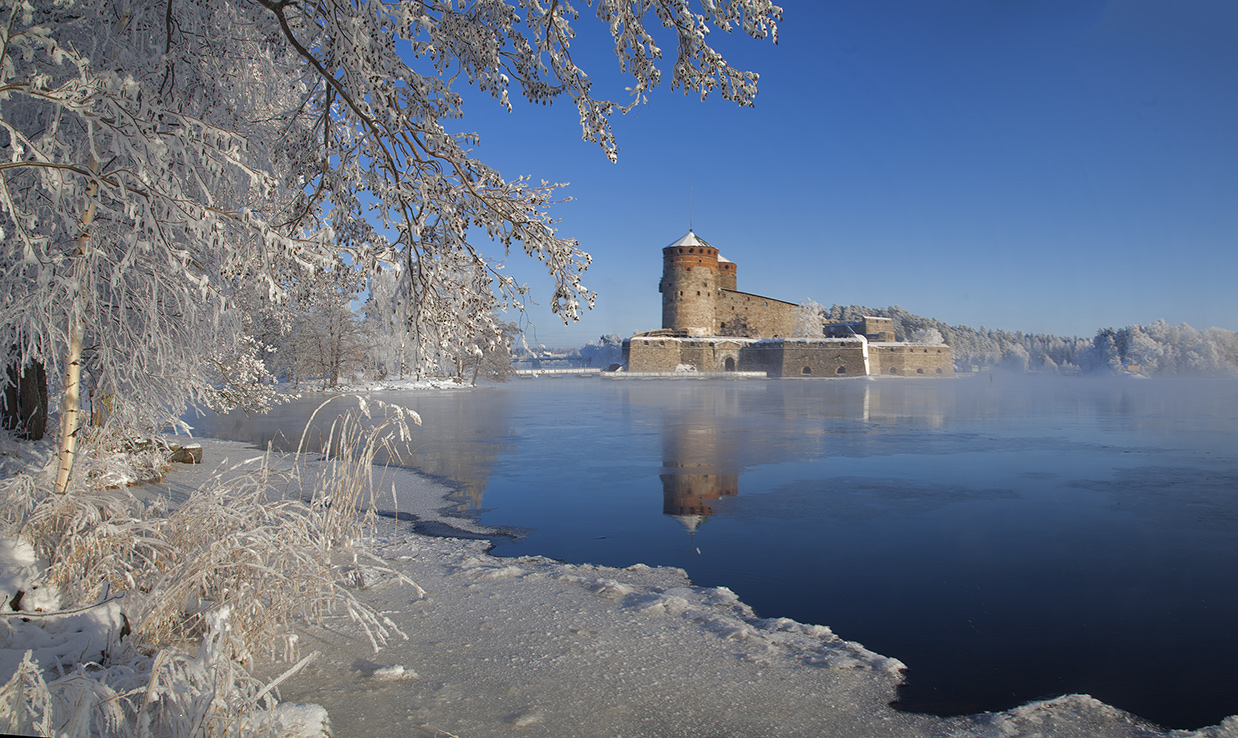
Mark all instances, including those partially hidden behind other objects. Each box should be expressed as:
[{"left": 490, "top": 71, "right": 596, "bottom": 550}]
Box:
[
  {"left": 654, "top": 387, "right": 744, "bottom": 530},
  {"left": 661, "top": 468, "right": 738, "bottom": 517},
  {"left": 661, "top": 421, "right": 739, "bottom": 527},
  {"left": 651, "top": 380, "right": 949, "bottom": 529}
]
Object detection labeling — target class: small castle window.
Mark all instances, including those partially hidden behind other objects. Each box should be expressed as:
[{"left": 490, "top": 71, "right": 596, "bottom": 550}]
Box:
[
  {"left": 696, "top": 291, "right": 701, "bottom": 296},
  {"left": 802, "top": 366, "right": 812, "bottom": 375},
  {"left": 688, "top": 248, "right": 694, "bottom": 253},
  {"left": 686, "top": 267, "right": 691, "bottom": 271}
]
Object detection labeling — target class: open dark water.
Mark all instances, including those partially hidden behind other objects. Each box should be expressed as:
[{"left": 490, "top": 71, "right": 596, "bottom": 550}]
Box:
[{"left": 194, "top": 375, "right": 1238, "bottom": 730}]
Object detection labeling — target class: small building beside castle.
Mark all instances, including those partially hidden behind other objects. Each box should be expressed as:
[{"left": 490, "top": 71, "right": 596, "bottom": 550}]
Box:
[{"left": 623, "top": 231, "right": 953, "bottom": 377}]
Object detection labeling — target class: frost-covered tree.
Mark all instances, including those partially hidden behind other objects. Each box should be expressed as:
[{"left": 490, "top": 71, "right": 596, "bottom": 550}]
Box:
[
  {"left": 0, "top": 0, "right": 781, "bottom": 492},
  {"left": 296, "top": 292, "right": 369, "bottom": 389},
  {"left": 575, "top": 334, "right": 625, "bottom": 368},
  {"left": 462, "top": 320, "right": 521, "bottom": 384},
  {"left": 793, "top": 299, "right": 827, "bottom": 337},
  {"left": 360, "top": 266, "right": 412, "bottom": 380},
  {"left": 909, "top": 328, "right": 945, "bottom": 345}
]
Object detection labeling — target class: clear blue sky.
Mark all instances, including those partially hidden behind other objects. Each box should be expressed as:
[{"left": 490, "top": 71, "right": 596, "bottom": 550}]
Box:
[{"left": 454, "top": 0, "right": 1237, "bottom": 347}]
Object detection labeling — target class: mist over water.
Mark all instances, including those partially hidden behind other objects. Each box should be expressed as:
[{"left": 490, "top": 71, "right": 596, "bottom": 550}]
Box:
[{"left": 194, "top": 375, "right": 1238, "bottom": 729}]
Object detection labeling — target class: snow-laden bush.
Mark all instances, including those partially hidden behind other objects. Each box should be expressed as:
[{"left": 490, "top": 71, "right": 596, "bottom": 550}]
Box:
[{"left": 0, "top": 400, "right": 421, "bottom": 735}]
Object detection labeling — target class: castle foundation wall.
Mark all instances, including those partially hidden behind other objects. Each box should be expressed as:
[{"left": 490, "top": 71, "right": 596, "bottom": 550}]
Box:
[
  {"left": 869, "top": 343, "right": 955, "bottom": 376},
  {"left": 624, "top": 338, "right": 682, "bottom": 373},
  {"left": 773, "top": 338, "right": 870, "bottom": 378}
]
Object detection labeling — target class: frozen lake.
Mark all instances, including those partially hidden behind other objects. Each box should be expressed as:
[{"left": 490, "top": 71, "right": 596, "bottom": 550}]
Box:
[{"left": 192, "top": 374, "right": 1238, "bottom": 730}]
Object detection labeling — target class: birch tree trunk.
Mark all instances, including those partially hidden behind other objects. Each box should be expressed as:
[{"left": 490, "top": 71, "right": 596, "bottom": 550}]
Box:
[{"left": 54, "top": 165, "right": 99, "bottom": 496}]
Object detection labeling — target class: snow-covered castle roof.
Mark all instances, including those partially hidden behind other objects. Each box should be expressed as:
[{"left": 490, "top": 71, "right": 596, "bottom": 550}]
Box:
[{"left": 666, "top": 230, "right": 712, "bottom": 249}]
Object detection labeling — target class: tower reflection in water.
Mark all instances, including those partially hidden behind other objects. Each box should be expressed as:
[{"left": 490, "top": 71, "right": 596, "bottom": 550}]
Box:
[
  {"left": 652, "top": 384, "right": 745, "bottom": 535},
  {"left": 650, "top": 379, "right": 948, "bottom": 533},
  {"left": 660, "top": 445, "right": 738, "bottom": 533}
]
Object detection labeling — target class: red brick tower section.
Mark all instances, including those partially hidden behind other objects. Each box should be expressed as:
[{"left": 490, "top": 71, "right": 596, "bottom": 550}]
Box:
[{"left": 659, "top": 231, "right": 727, "bottom": 336}]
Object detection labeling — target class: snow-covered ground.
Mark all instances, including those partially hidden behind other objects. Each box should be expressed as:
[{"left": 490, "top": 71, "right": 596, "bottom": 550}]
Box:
[{"left": 143, "top": 440, "right": 1236, "bottom": 738}]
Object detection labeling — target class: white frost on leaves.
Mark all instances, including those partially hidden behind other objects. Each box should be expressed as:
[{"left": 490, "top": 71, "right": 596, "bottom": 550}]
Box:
[{"left": 1, "top": 0, "right": 783, "bottom": 425}]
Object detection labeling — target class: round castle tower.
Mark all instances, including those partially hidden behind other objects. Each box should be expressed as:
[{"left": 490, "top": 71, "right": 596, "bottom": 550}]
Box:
[{"left": 659, "top": 231, "right": 738, "bottom": 336}]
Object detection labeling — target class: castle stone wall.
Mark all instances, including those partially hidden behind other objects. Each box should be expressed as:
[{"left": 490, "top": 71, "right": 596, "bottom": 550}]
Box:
[
  {"left": 626, "top": 336, "right": 878, "bottom": 378},
  {"left": 716, "top": 290, "right": 798, "bottom": 338},
  {"left": 869, "top": 343, "right": 954, "bottom": 376},
  {"left": 824, "top": 316, "right": 896, "bottom": 342},
  {"left": 862, "top": 317, "right": 896, "bottom": 342},
  {"left": 624, "top": 337, "right": 684, "bottom": 373},
  {"left": 625, "top": 337, "right": 762, "bottom": 373},
  {"left": 774, "top": 338, "right": 870, "bottom": 378}
]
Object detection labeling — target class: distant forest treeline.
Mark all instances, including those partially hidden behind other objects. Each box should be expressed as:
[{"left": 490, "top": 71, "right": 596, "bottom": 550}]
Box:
[{"left": 824, "top": 305, "right": 1238, "bottom": 377}]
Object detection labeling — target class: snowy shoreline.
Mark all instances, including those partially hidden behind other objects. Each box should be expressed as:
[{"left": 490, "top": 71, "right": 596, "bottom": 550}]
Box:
[{"left": 153, "top": 438, "right": 1236, "bottom": 738}]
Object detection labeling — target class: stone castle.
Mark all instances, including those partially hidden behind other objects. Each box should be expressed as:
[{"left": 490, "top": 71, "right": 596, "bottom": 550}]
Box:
[{"left": 622, "top": 231, "right": 953, "bottom": 377}]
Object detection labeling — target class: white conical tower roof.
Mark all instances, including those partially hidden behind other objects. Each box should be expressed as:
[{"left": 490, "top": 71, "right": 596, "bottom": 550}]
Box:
[
  {"left": 666, "top": 230, "right": 712, "bottom": 249},
  {"left": 672, "top": 514, "right": 704, "bottom": 533}
]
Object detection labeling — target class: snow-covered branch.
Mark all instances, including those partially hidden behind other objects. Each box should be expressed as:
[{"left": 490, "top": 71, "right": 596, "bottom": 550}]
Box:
[{"left": 0, "top": 0, "right": 780, "bottom": 482}]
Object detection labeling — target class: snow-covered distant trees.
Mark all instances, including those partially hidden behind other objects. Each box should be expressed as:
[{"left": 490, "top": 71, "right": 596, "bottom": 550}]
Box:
[
  {"left": 824, "top": 304, "right": 1238, "bottom": 377},
  {"left": 0, "top": 0, "right": 781, "bottom": 488},
  {"left": 1102, "top": 321, "right": 1238, "bottom": 376}
]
